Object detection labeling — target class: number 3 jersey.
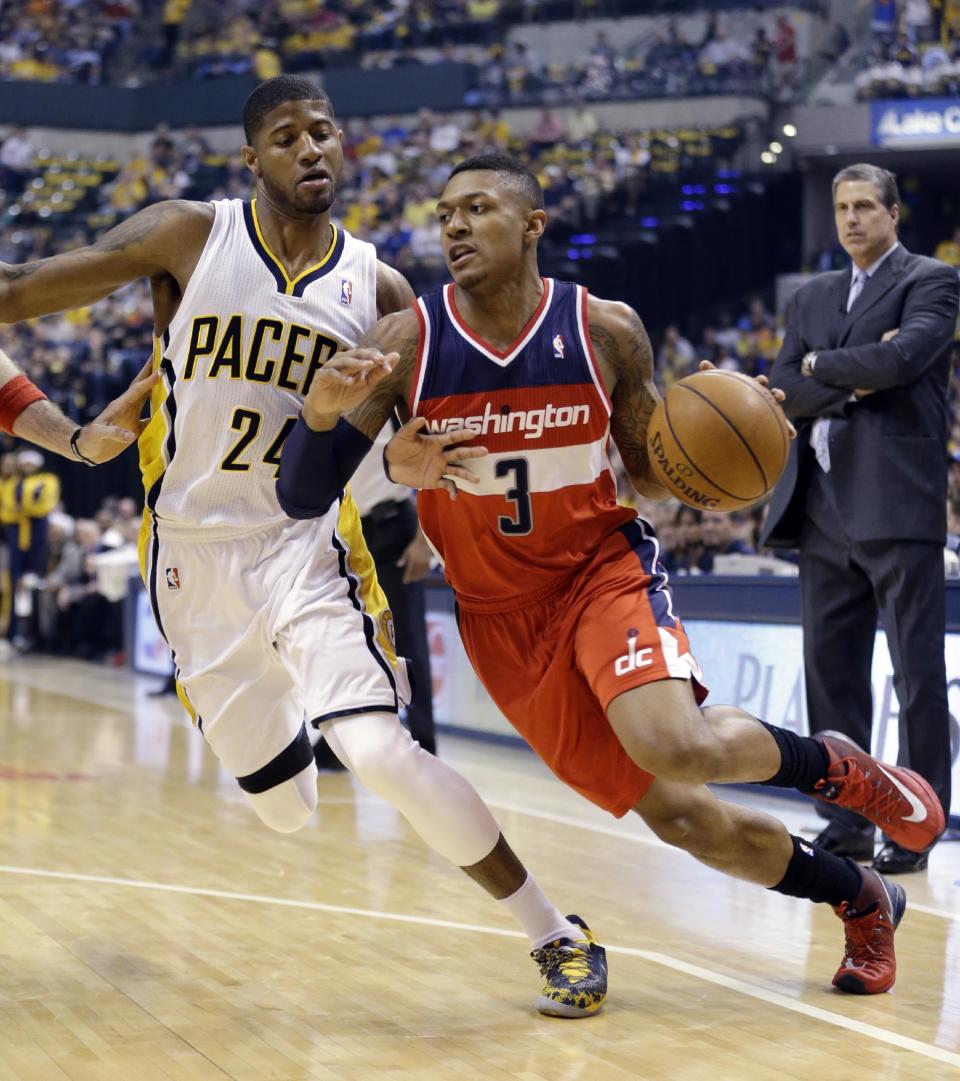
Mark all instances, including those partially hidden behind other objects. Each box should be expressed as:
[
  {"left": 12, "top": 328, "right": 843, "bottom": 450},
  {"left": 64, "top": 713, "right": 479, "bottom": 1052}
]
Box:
[
  {"left": 411, "top": 277, "right": 636, "bottom": 607},
  {"left": 139, "top": 197, "right": 377, "bottom": 532}
]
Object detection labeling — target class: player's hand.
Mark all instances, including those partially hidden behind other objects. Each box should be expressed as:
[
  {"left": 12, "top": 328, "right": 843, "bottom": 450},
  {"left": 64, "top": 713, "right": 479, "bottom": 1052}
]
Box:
[
  {"left": 303, "top": 348, "right": 398, "bottom": 430},
  {"left": 76, "top": 357, "right": 161, "bottom": 464},
  {"left": 397, "top": 526, "right": 433, "bottom": 583},
  {"left": 698, "top": 360, "right": 796, "bottom": 439},
  {"left": 385, "top": 417, "right": 488, "bottom": 498},
  {"left": 882, "top": 328, "right": 899, "bottom": 342}
]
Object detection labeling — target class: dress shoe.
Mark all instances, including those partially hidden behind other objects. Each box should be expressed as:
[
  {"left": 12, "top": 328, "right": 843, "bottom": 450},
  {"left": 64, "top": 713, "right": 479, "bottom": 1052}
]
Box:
[
  {"left": 813, "top": 821, "right": 876, "bottom": 860},
  {"left": 873, "top": 840, "right": 929, "bottom": 875}
]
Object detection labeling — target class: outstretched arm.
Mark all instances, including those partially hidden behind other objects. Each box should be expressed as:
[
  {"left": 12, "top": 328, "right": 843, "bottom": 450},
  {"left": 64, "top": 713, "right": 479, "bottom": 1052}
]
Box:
[
  {"left": 586, "top": 297, "right": 671, "bottom": 501},
  {"left": 0, "top": 348, "right": 158, "bottom": 462},
  {"left": 277, "top": 308, "right": 487, "bottom": 515},
  {"left": 0, "top": 200, "right": 210, "bottom": 323},
  {"left": 275, "top": 310, "right": 415, "bottom": 519}
]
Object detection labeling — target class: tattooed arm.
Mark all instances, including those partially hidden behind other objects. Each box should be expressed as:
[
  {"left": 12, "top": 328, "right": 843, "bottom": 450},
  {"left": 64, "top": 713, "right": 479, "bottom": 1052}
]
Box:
[
  {"left": 299, "top": 309, "right": 417, "bottom": 434},
  {"left": 295, "top": 260, "right": 416, "bottom": 432},
  {"left": 344, "top": 310, "right": 419, "bottom": 435},
  {"left": 587, "top": 296, "right": 671, "bottom": 502},
  {"left": 277, "top": 310, "right": 417, "bottom": 518},
  {"left": 0, "top": 199, "right": 212, "bottom": 323},
  {"left": 281, "top": 304, "right": 484, "bottom": 515}
]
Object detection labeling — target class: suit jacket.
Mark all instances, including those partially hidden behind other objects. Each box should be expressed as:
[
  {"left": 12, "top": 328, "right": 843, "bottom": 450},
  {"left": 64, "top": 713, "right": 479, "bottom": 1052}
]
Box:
[{"left": 761, "top": 244, "right": 960, "bottom": 547}]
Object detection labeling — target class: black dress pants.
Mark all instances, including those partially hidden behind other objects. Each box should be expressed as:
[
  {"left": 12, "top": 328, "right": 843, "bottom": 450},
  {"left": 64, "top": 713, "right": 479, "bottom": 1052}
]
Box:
[{"left": 800, "top": 467, "right": 952, "bottom": 830}]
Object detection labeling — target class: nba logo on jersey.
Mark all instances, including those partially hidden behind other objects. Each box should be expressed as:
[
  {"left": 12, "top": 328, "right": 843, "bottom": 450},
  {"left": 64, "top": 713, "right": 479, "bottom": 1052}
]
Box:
[
  {"left": 340, "top": 278, "right": 353, "bottom": 305},
  {"left": 165, "top": 567, "right": 182, "bottom": 590},
  {"left": 553, "top": 333, "right": 565, "bottom": 358}
]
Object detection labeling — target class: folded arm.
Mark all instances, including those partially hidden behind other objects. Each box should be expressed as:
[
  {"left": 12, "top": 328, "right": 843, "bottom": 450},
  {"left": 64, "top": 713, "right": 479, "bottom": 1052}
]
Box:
[
  {"left": 769, "top": 295, "right": 852, "bottom": 421},
  {"left": 812, "top": 265, "right": 960, "bottom": 392}
]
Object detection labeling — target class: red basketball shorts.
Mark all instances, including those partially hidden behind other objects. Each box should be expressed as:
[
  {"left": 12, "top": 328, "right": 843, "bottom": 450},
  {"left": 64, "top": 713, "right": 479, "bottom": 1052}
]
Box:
[{"left": 456, "top": 519, "right": 707, "bottom": 817}]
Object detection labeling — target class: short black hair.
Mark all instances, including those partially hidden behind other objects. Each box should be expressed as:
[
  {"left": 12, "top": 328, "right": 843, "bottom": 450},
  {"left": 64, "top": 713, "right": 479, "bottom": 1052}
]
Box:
[
  {"left": 446, "top": 153, "right": 544, "bottom": 210},
  {"left": 242, "top": 76, "right": 334, "bottom": 144},
  {"left": 832, "top": 163, "right": 900, "bottom": 210}
]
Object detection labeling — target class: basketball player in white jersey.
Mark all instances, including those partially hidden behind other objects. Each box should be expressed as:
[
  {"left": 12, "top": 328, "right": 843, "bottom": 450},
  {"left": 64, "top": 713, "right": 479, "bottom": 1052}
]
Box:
[{"left": 0, "top": 77, "right": 607, "bottom": 1018}]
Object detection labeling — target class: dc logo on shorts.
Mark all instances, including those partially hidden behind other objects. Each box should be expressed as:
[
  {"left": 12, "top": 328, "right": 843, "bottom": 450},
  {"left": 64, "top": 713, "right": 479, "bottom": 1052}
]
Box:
[
  {"left": 340, "top": 278, "right": 353, "bottom": 305},
  {"left": 614, "top": 627, "right": 653, "bottom": 676},
  {"left": 165, "top": 567, "right": 182, "bottom": 590}
]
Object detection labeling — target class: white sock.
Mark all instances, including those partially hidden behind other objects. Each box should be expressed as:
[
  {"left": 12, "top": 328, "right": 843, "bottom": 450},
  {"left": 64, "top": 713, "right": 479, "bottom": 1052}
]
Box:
[{"left": 500, "top": 874, "right": 581, "bottom": 949}]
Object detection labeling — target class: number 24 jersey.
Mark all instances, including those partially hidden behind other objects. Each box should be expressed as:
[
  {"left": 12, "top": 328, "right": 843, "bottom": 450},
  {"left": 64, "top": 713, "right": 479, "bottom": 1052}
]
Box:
[{"left": 139, "top": 197, "right": 377, "bottom": 532}]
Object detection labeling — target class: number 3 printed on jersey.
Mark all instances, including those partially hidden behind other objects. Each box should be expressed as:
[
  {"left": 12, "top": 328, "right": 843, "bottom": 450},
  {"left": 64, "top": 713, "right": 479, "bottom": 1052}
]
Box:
[
  {"left": 496, "top": 458, "right": 532, "bottom": 535},
  {"left": 220, "top": 409, "right": 298, "bottom": 476}
]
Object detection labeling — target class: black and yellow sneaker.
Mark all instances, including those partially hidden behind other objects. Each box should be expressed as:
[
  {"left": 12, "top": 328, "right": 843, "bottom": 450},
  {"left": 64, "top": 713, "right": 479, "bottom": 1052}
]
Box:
[{"left": 531, "top": 914, "right": 607, "bottom": 1018}]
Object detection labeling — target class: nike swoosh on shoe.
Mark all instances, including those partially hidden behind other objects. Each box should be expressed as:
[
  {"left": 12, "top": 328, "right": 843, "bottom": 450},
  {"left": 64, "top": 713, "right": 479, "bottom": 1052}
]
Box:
[{"left": 877, "top": 765, "right": 927, "bottom": 823}]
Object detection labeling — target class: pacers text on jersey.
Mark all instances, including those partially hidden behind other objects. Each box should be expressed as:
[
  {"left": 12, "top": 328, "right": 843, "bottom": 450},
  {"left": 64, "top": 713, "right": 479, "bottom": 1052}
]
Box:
[
  {"left": 425, "top": 400, "right": 590, "bottom": 441},
  {"left": 181, "top": 314, "right": 339, "bottom": 396}
]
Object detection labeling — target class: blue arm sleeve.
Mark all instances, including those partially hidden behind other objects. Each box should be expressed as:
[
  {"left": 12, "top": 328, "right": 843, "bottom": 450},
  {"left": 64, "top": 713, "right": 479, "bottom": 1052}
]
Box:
[{"left": 276, "top": 416, "right": 374, "bottom": 519}]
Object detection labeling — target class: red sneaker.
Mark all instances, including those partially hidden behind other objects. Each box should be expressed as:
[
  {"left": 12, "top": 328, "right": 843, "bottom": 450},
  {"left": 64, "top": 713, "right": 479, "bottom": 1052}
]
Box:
[
  {"left": 833, "top": 868, "right": 906, "bottom": 994},
  {"left": 813, "top": 731, "right": 944, "bottom": 853}
]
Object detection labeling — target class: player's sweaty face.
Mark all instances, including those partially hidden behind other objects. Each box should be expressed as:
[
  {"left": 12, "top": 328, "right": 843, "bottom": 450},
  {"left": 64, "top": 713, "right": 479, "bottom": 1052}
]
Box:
[
  {"left": 436, "top": 172, "right": 528, "bottom": 289},
  {"left": 255, "top": 100, "right": 343, "bottom": 216}
]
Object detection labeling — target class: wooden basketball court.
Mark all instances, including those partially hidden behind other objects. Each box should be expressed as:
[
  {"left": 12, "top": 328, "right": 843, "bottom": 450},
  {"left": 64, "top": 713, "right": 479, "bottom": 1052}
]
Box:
[{"left": 0, "top": 656, "right": 957, "bottom": 1080}]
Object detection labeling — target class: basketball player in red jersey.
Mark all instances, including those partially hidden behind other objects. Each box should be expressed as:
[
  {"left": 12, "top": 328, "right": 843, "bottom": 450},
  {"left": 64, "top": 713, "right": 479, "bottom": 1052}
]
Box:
[{"left": 278, "top": 154, "right": 945, "bottom": 995}]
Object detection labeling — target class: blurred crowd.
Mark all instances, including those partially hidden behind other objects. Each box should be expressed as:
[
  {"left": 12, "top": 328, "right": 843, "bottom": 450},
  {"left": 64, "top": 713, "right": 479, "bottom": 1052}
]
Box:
[
  {"left": 0, "top": 113, "right": 745, "bottom": 431},
  {"left": 436, "top": 14, "right": 803, "bottom": 108},
  {"left": 0, "top": 0, "right": 809, "bottom": 108},
  {"left": 0, "top": 99, "right": 959, "bottom": 674},
  {"left": 854, "top": 0, "right": 960, "bottom": 99},
  {"left": 0, "top": 450, "right": 139, "bottom": 661}
]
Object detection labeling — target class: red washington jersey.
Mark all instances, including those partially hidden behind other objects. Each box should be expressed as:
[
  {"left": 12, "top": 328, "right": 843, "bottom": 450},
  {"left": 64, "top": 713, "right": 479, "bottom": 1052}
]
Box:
[{"left": 410, "top": 277, "right": 636, "bottom": 607}]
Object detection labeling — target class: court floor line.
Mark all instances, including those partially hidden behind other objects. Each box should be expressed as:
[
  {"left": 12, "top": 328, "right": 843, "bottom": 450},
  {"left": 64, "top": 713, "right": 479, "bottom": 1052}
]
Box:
[
  {"left": 0, "top": 863, "right": 958, "bottom": 1070},
  {"left": 3, "top": 662, "right": 957, "bottom": 924}
]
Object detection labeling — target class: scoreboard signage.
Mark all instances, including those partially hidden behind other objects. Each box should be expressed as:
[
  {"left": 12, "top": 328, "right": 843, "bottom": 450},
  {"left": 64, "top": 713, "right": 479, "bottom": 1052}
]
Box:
[{"left": 871, "top": 98, "right": 960, "bottom": 146}]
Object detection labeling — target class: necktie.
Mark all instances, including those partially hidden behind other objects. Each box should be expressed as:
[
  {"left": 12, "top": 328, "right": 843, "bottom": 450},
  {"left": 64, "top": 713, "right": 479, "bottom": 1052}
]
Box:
[
  {"left": 812, "top": 268, "right": 869, "bottom": 473},
  {"left": 846, "top": 268, "right": 868, "bottom": 312}
]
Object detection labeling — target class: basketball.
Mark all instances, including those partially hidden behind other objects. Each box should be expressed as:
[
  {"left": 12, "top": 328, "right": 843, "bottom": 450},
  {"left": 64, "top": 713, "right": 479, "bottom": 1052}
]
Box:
[{"left": 646, "top": 369, "right": 791, "bottom": 511}]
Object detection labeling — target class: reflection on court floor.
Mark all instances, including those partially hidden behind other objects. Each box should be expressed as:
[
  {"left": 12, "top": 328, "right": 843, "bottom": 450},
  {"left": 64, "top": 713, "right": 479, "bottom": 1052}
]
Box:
[{"left": 0, "top": 656, "right": 958, "bottom": 1081}]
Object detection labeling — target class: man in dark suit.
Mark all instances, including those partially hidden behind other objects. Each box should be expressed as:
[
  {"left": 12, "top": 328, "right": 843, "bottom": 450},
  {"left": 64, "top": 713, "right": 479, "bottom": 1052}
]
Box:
[{"left": 762, "top": 163, "right": 959, "bottom": 873}]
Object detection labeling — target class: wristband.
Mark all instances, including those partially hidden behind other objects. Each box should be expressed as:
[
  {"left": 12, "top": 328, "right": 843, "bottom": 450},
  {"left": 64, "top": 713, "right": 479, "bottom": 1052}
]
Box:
[
  {"left": 70, "top": 427, "right": 97, "bottom": 466},
  {"left": 0, "top": 374, "right": 47, "bottom": 434}
]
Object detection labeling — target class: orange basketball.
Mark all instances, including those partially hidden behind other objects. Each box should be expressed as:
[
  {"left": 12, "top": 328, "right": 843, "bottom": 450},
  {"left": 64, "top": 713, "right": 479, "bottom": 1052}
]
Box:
[{"left": 646, "top": 369, "right": 791, "bottom": 511}]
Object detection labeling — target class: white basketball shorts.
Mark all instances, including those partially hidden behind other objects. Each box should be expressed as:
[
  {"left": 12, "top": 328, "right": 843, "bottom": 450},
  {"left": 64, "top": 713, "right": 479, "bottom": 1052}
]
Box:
[{"left": 139, "top": 495, "right": 409, "bottom": 787}]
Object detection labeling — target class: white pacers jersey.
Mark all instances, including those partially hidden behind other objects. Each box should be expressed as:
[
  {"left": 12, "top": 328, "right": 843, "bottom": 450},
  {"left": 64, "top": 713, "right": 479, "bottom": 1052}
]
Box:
[
  {"left": 134, "top": 198, "right": 408, "bottom": 780},
  {"left": 139, "top": 197, "right": 378, "bottom": 532}
]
